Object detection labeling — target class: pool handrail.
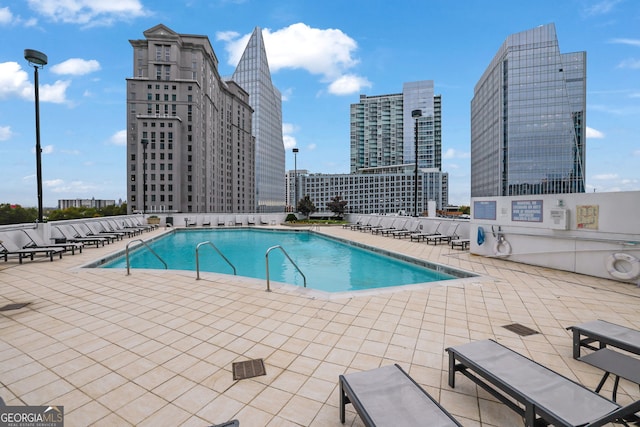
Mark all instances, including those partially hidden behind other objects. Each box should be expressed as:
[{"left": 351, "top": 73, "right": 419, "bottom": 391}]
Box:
[
  {"left": 126, "top": 239, "right": 167, "bottom": 275},
  {"left": 195, "top": 241, "right": 237, "bottom": 279},
  {"left": 265, "top": 245, "right": 307, "bottom": 291}
]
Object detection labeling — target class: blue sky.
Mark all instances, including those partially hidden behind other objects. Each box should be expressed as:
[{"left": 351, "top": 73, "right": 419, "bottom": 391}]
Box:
[{"left": 1, "top": 0, "right": 639, "bottom": 207}]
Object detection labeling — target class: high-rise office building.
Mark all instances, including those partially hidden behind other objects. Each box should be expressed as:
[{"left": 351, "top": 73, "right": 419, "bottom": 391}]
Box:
[
  {"left": 471, "top": 23, "right": 586, "bottom": 197},
  {"left": 231, "top": 27, "right": 286, "bottom": 213},
  {"left": 350, "top": 80, "right": 441, "bottom": 172},
  {"left": 126, "top": 24, "right": 255, "bottom": 214}
]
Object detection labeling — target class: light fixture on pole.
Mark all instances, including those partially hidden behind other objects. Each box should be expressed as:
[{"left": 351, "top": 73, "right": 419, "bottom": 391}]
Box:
[
  {"left": 292, "top": 148, "right": 299, "bottom": 211},
  {"left": 24, "top": 49, "right": 48, "bottom": 223},
  {"left": 141, "top": 138, "right": 149, "bottom": 215},
  {"left": 411, "top": 109, "right": 422, "bottom": 217}
]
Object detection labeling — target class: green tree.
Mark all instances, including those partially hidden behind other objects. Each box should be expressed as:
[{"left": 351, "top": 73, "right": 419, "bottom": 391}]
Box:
[
  {"left": 326, "top": 195, "right": 348, "bottom": 219},
  {"left": 0, "top": 204, "right": 37, "bottom": 225},
  {"left": 459, "top": 205, "right": 470, "bottom": 215},
  {"left": 296, "top": 195, "right": 316, "bottom": 218}
]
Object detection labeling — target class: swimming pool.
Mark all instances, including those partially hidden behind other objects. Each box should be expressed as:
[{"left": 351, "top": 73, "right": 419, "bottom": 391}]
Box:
[{"left": 100, "top": 229, "right": 472, "bottom": 292}]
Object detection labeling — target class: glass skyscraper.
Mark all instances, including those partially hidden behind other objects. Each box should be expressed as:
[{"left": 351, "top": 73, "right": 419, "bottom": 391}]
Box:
[
  {"left": 231, "top": 27, "right": 285, "bottom": 212},
  {"left": 471, "top": 23, "right": 586, "bottom": 197}
]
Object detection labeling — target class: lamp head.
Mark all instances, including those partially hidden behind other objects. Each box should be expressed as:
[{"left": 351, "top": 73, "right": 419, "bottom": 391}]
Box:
[
  {"left": 411, "top": 109, "right": 422, "bottom": 118},
  {"left": 24, "top": 49, "right": 48, "bottom": 67},
  {"left": 292, "top": 148, "right": 299, "bottom": 153},
  {"left": 141, "top": 138, "right": 149, "bottom": 146}
]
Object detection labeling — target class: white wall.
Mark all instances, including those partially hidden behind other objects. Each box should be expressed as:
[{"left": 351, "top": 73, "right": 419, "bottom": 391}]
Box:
[{"left": 470, "top": 191, "right": 640, "bottom": 284}]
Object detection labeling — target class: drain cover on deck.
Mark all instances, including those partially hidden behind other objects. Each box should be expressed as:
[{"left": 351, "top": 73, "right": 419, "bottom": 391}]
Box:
[
  {"left": 0, "top": 303, "right": 31, "bottom": 312},
  {"left": 503, "top": 323, "right": 539, "bottom": 336},
  {"left": 232, "top": 358, "right": 266, "bottom": 380}
]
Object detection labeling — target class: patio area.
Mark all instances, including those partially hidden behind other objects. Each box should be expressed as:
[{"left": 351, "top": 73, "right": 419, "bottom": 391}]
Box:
[{"left": 0, "top": 224, "right": 638, "bottom": 426}]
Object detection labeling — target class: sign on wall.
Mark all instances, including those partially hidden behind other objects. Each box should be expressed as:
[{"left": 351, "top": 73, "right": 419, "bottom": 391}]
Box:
[
  {"left": 511, "top": 200, "right": 543, "bottom": 222},
  {"left": 473, "top": 200, "right": 497, "bottom": 220},
  {"left": 576, "top": 205, "right": 599, "bottom": 230}
]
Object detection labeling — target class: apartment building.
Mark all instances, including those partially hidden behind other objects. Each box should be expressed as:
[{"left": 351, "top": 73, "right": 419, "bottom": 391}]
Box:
[{"left": 126, "top": 24, "right": 255, "bottom": 214}]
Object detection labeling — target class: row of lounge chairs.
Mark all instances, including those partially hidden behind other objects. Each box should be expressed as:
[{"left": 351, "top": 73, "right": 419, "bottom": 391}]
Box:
[
  {"left": 0, "top": 217, "right": 157, "bottom": 263},
  {"left": 346, "top": 216, "right": 466, "bottom": 246},
  {"left": 185, "top": 215, "right": 273, "bottom": 227},
  {"left": 341, "top": 319, "right": 640, "bottom": 427}
]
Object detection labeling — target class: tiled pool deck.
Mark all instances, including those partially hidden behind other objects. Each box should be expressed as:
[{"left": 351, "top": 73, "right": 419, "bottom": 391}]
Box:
[{"left": 0, "top": 225, "right": 638, "bottom": 426}]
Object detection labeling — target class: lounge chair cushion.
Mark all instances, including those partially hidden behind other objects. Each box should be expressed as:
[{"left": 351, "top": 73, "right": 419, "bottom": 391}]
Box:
[
  {"left": 340, "top": 364, "right": 461, "bottom": 426},
  {"left": 447, "top": 339, "right": 620, "bottom": 426}
]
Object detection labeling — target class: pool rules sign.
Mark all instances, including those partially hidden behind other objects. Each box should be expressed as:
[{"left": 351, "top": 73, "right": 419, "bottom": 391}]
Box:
[{"left": 0, "top": 405, "right": 63, "bottom": 427}]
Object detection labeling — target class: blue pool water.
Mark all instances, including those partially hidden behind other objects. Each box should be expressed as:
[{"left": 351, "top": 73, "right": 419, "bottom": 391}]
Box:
[{"left": 101, "top": 229, "right": 461, "bottom": 292}]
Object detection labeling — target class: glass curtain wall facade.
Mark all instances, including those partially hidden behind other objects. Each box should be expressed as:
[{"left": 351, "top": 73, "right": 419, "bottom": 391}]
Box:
[
  {"left": 471, "top": 23, "right": 586, "bottom": 197},
  {"left": 350, "top": 80, "right": 442, "bottom": 172},
  {"left": 231, "top": 27, "right": 286, "bottom": 212},
  {"left": 403, "top": 81, "right": 441, "bottom": 170}
]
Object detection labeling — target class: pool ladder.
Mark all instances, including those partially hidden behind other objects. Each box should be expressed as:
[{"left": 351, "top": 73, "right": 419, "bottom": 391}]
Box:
[
  {"left": 125, "top": 239, "right": 167, "bottom": 275},
  {"left": 265, "top": 245, "right": 307, "bottom": 291},
  {"left": 195, "top": 241, "right": 237, "bottom": 280}
]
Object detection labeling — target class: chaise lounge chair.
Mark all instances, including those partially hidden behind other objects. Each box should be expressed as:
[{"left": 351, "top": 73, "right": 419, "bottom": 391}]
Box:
[
  {"left": 350, "top": 217, "right": 372, "bottom": 231},
  {"left": 447, "top": 339, "right": 640, "bottom": 427},
  {"left": 392, "top": 221, "right": 421, "bottom": 238},
  {"left": 72, "top": 223, "right": 117, "bottom": 243},
  {"left": 0, "top": 234, "right": 64, "bottom": 263},
  {"left": 424, "top": 223, "right": 459, "bottom": 245},
  {"left": 22, "top": 229, "right": 83, "bottom": 255},
  {"left": 360, "top": 217, "right": 383, "bottom": 232},
  {"left": 339, "top": 364, "right": 462, "bottom": 427},
  {"left": 344, "top": 216, "right": 362, "bottom": 229},
  {"left": 409, "top": 221, "right": 442, "bottom": 242},
  {"left": 53, "top": 225, "right": 106, "bottom": 248},
  {"left": 202, "top": 216, "right": 212, "bottom": 226},
  {"left": 379, "top": 219, "right": 408, "bottom": 236}
]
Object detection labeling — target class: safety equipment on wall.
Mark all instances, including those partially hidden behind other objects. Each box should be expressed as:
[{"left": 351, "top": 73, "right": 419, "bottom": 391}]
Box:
[
  {"left": 605, "top": 252, "right": 640, "bottom": 281},
  {"left": 477, "top": 226, "right": 485, "bottom": 245},
  {"left": 493, "top": 235, "right": 512, "bottom": 257}
]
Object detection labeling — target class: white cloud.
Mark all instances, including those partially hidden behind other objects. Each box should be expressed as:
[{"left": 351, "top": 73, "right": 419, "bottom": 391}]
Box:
[
  {"left": 593, "top": 173, "right": 618, "bottom": 180},
  {"left": 27, "top": 0, "right": 147, "bottom": 26},
  {"left": 617, "top": 58, "right": 640, "bottom": 69},
  {"left": 0, "top": 61, "right": 70, "bottom": 103},
  {"left": 0, "top": 125, "right": 13, "bottom": 141},
  {"left": 44, "top": 179, "right": 97, "bottom": 194},
  {"left": 282, "top": 123, "right": 297, "bottom": 150},
  {"left": 109, "top": 129, "right": 127, "bottom": 146},
  {"left": 40, "top": 80, "right": 71, "bottom": 104},
  {"left": 328, "top": 74, "right": 371, "bottom": 95},
  {"left": 633, "top": 149, "right": 640, "bottom": 157},
  {"left": 307, "top": 143, "right": 317, "bottom": 151},
  {"left": 0, "top": 6, "right": 13, "bottom": 24},
  {"left": 218, "top": 23, "right": 369, "bottom": 95},
  {"left": 443, "top": 148, "right": 470, "bottom": 159},
  {"left": 283, "top": 134, "right": 297, "bottom": 150},
  {"left": 586, "top": 126, "right": 605, "bottom": 138},
  {"left": 585, "top": 0, "right": 622, "bottom": 16},
  {"left": 51, "top": 58, "right": 101, "bottom": 76},
  {"left": 0, "top": 62, "right": 30, "bottom": 99},
  {"left": 610, "top": 38, "right": 640, "bottom": 47}
]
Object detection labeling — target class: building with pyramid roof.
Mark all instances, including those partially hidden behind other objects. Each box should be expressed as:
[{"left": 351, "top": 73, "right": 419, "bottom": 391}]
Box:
[{"left": 230, "top": 27, "right": 286, "bottom": 213}]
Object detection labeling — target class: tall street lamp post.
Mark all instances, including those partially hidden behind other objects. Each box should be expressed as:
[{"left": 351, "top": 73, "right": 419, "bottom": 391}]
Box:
[
  {"left": 24, "top": 49, "right": 48, "bottom": 223},
  {"left": 141, "top": 138, "right": 149, "bottom": 215},
  {"left": 412, "top": 109, "right": 422, "bottom": 217},
  {"left": 292, "top": 148, "right": 299, "bottom": 211}
]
